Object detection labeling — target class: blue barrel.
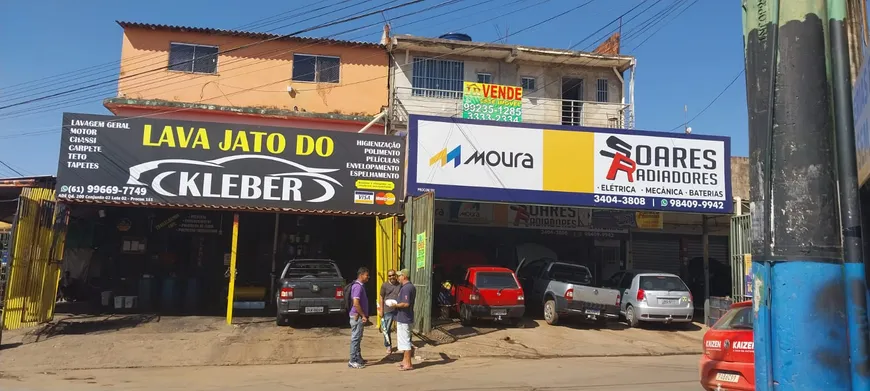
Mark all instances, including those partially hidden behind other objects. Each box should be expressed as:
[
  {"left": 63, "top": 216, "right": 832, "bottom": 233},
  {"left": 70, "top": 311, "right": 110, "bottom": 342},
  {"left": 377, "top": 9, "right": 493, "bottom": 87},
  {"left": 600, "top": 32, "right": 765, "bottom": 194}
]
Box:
[{"left": 138, "top": 276, "right": 154, "bottom": 311}]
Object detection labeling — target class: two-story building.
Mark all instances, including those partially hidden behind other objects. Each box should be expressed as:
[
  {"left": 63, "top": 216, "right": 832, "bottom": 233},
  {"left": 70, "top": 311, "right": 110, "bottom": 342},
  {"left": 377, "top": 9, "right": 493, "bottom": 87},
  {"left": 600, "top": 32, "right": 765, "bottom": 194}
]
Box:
[
  {"left": 108, "top": 21, "right": 391, "bottom": 133},
  {"left": 387, "top": 32, "right": 636, "bottom": 133},
  {"left": 50, "top": 22, "right": 405, "bottom": 323}
]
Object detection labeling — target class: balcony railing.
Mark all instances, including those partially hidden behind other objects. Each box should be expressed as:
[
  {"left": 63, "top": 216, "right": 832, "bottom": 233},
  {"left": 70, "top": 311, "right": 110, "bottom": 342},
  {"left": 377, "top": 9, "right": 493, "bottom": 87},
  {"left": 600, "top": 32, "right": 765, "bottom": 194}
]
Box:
[{"left": 392, "top": 87, "right": 630, "bottom": 129}]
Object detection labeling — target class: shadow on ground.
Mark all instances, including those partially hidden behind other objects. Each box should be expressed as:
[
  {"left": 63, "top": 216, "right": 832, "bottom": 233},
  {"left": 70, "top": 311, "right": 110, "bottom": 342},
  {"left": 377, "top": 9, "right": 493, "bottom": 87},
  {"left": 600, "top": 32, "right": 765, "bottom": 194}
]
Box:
[
  {"left": 418, "top": 317, "right": 541, "bottom": 346},
  {"left": 24, "top": 314, "right": 160, "bottom": 342}
]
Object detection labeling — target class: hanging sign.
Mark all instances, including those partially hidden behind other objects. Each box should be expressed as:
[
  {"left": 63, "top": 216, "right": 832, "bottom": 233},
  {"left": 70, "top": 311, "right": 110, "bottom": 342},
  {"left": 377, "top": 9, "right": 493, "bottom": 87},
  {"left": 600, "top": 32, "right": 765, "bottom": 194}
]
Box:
[
  {"left": 634, "top": 212, "right": 663, "bottom": 229},
  {"left": 415, "top": 233, "right": 427, "bottom": 269}
]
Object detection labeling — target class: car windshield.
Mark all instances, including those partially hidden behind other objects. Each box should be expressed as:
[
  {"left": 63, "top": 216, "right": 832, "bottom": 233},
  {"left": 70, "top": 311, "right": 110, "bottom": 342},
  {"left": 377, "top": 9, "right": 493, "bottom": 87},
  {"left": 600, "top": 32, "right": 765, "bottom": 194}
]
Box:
[
  {"left": 548, "top": 264, "right": 592, "bottom": 285},
  {"left": 283, "top": 261, "right": 340, "bottom": 279},
  {"left": 475, "top": 272, "right": 518, "bottom": 289},
  {"left": 639, "top": 275, "right": 689, "bottom": 291},
  {"left": 713, "top": 306, "right": 753, "bottom": 330}
]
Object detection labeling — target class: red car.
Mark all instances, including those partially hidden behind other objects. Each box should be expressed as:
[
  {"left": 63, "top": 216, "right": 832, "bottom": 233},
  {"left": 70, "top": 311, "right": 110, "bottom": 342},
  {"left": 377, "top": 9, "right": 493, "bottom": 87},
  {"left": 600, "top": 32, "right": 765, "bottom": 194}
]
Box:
[
  {"left": 699, "top": 300, "right": 754, "bottom": 391},
  {"left": 453, "top": 266, "right": 525, "bottom": 326}
]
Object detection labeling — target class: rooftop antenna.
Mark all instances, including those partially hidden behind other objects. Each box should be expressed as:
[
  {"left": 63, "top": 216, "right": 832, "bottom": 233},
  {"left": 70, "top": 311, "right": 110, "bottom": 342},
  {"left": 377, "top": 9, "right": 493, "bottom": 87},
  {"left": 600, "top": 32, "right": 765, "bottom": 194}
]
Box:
[{"left": 684, "top": 105, "right": 692, "bottom": 134}]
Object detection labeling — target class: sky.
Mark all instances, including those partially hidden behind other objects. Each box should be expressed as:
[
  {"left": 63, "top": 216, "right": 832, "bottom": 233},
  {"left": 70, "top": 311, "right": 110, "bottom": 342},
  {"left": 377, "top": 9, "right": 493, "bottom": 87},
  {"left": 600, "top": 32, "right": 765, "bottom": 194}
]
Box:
[{"left": 0, "top": 0, "right": 747, "bottom": 176}]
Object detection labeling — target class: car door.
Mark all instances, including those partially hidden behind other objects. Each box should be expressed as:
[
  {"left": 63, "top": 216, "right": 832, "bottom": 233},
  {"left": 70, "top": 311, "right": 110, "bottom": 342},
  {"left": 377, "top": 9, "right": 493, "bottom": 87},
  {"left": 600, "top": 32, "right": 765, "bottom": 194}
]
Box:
[
  {"left": 618, "top": 272, "right": 635, "bottom": 312},
  {"left": 517, "top": 259, "right": 546, "bottom": 304}
]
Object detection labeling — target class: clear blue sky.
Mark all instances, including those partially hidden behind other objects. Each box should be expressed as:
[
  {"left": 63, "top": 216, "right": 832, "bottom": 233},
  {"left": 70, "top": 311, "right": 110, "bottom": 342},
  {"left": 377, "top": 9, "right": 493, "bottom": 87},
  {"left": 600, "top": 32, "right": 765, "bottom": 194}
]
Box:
[{"left": 0, "top": 0, "right": 747, "bottom": 176}]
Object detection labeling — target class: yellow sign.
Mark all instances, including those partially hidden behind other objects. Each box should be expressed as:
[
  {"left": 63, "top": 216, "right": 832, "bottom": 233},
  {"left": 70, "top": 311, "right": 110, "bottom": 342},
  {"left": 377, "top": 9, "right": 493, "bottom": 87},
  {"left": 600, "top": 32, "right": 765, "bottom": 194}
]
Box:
[
  {"left": 355, "top": 180, "right": 395, "bottom": 191},
  {"left": 462, "top": 81, "right": 523, "bottom": 122},
  {"left": 415, "top": 233, "right": 426, "bottom": 269},
  {"left": 635, "top": 212, "right": 663, "bottom": 229}
]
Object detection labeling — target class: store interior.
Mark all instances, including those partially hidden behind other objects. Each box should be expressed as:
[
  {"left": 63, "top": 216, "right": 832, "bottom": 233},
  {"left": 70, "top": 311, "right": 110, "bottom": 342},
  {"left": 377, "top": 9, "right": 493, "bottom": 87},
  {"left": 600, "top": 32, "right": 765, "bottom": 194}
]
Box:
[{"left": 59, "top": 205, "right": 376, "bottom": 316}]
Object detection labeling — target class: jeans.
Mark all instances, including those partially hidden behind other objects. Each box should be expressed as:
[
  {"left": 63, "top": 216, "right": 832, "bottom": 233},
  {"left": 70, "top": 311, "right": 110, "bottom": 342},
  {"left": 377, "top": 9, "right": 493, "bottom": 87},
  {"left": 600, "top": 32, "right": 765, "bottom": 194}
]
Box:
[
  {"left": 381, "top": 311, "right": 395, "bottom": 348},
  {"left": 349, "top": 316, "right": 364, "bottom": 364}
]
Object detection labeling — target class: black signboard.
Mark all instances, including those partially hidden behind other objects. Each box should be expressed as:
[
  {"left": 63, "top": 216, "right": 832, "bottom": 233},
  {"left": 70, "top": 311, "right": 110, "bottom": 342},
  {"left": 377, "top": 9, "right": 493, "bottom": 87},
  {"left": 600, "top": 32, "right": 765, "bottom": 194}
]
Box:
[{"left": 55, "top": 113, "right": 405, "bottom": 214}]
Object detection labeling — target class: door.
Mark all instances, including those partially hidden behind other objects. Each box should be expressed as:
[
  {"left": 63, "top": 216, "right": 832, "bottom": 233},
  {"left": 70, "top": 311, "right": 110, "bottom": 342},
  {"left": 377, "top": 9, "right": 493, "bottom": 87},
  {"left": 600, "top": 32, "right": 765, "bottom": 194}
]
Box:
[
  {"left": 403, "top": 192, "right": 434, "bottom": 333},
  {"left": 561, "top": 78, "right": 584, "bottom": 126},
  {"left": 637, "top": 274, "right": 692, "bottom": 310},
  {"left": 375, "top": 216, "right": 399, "bottom": 327},
  {"left": 516, "top": 259, "right": 547, "bottom": 306}
]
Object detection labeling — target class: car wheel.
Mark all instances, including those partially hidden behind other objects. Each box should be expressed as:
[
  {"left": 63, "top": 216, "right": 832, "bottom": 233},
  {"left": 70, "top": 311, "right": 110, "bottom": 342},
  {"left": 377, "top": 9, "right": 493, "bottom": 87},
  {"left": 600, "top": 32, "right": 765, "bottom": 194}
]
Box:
[
  {"left": 276, "top": 314, "right": 291, "bottom": 327},
  {"left": 459, "top": 304, "right": 473, "bottom": 327},
  {"left": 625, "top": 305, "right": 639, "bottom": 328},
  {"left": 544, "top": 300, "right": 559, "bottom": 325}
]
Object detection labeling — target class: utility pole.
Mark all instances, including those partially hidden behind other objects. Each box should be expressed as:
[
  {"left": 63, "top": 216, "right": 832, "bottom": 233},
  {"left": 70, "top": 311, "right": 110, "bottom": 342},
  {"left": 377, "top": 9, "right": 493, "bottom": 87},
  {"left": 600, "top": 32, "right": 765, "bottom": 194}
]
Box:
[
  {"left": 742, "top": 1, "right": 852, "bottom": 390},
  {"left": 828, "top": 0, "right": 870, "bottom": 388}
]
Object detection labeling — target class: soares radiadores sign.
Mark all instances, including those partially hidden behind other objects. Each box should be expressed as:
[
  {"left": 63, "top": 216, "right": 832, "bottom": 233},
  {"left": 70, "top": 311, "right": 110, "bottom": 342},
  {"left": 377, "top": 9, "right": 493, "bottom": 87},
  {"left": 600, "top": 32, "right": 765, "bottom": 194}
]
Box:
[
  {"left": 55, "top": 113, "right": 405, "bottom": 214},
  {"left": 409, "top": 115, "right": 732, "bottom": 213}
]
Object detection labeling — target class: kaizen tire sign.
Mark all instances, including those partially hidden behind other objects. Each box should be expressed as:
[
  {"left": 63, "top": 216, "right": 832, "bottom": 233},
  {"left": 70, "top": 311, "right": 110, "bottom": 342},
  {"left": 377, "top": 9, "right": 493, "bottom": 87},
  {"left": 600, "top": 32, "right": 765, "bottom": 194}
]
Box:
[
  {"left": 55, "top": 113, "right": 405, "bottom": 214},
  {"left": 408, "top": 115, "right": 731, "bottom": 213}
]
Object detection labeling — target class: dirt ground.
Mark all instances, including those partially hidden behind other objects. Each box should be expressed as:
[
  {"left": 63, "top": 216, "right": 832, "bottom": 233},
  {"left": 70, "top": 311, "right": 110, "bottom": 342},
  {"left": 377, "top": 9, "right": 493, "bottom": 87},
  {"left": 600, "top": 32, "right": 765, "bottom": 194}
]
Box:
[
  {"left": 0, "top": 313, "right": 706, "bottom": 372},
  {"left": 0, "top": 355, "right": 705, "bottom": 391}
]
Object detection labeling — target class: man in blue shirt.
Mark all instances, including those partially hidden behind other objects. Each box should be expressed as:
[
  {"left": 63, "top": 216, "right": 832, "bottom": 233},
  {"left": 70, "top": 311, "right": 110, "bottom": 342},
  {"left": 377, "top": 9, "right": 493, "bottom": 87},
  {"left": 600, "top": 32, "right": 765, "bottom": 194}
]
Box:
[
  {"left": 393, "top": 268, "right": 417, "bottom": 370},
  {"left": 348, "top": 267, "right": 370, "bottom": 369}
]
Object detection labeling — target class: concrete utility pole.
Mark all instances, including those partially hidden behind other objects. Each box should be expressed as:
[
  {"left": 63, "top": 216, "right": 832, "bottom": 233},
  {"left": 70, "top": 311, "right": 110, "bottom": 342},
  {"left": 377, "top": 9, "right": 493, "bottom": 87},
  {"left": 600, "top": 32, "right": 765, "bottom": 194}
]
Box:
[
  {"left": 742, "top": 1, "right": 852, "bottom": 390},
  {"left": 828, "top": 0, "right": 870, "bottom": 388}
]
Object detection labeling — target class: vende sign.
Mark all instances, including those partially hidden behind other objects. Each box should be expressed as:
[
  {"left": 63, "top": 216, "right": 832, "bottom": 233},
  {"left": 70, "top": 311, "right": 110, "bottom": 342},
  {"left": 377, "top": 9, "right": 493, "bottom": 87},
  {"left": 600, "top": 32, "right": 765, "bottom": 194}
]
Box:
[{"left": 409, "top": 115, "right": 732, "bottom": 214}]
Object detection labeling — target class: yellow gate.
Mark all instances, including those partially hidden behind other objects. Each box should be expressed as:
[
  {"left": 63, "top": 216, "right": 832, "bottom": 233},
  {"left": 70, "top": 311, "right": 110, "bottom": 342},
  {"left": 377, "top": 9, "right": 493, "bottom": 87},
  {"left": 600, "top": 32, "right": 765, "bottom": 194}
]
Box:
[
  {"left": 375, "top": 216, "right": 400, "bottom": 327},
  {"left": 2, "top": 188, "right": 69, "bottom": 331}
]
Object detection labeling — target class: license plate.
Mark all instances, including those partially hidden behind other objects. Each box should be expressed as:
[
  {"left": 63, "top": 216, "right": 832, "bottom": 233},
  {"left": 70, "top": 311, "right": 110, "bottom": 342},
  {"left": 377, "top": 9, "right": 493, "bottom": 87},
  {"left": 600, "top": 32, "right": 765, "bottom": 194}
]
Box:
[
  {"left": 659, "top": 299, "right": 678, "bottom": 305},
  {"left": 715, "top": 373, "right": 740, "bottom": 383},
  {"left": 585, "top": 309, "right": 600, "bottom": 315},
  {"left": 304, "top": 307, "right": 324, "bottom": 314},
  {"left": 491, "top": 309, "right": 508, "bottom": 316}
]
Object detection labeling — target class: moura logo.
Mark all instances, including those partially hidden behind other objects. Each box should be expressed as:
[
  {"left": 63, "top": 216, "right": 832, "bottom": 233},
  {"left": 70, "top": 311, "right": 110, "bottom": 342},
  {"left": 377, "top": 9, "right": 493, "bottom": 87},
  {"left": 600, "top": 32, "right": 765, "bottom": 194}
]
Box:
[
  {"left": 599, "top": 136, "right": 637, "bottom": 182},
  {"left": 429, "top": 145, "right": 534, "bottom": 169}
]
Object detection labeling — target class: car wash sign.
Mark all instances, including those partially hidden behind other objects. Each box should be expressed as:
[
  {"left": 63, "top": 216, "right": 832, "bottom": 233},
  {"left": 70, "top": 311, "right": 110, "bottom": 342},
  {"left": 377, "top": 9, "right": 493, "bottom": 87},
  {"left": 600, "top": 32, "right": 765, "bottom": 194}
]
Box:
[
  {"left": 409, "top": 115, "right": 731, "bottom": 213},
  {"left": 55, "top": 113, "right": 405, "bottom": 214}
]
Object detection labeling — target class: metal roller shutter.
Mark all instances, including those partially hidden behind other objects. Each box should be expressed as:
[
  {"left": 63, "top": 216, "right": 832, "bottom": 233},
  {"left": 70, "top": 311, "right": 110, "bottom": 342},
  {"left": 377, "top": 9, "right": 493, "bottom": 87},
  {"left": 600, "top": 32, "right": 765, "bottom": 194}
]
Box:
[
  {"left": 686, "top": 236, "right": 729, "bottom": 265},
  {"left": 630, "top": 233, "right": 681, "bottom": 275}
]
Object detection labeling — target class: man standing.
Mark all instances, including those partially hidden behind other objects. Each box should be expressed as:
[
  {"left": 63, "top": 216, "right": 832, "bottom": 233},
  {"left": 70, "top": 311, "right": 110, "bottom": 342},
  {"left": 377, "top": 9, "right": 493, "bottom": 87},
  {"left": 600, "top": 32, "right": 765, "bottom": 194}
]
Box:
[
  {"left": 393, "top": 268, "right": 417, "bottom": 371},
  {"left": 378, "top": 269, "right": 401, "bottom": 355},
  {"left": 348, "top": 267, "right": 370, "bottom": 369}
]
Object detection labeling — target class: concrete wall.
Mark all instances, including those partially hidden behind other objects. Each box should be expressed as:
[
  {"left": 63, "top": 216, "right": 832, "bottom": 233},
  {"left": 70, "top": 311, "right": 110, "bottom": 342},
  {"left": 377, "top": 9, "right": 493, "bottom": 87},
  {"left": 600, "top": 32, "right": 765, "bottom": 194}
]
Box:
[
  {"left": 391, "top": 51, "right": 625, "bottom": 128},
  {"left": 730, "top": 156, "right": 749, "bottom": 200},
  {"left": 118, "top": 27, "right": 390, "bottom": 117}
]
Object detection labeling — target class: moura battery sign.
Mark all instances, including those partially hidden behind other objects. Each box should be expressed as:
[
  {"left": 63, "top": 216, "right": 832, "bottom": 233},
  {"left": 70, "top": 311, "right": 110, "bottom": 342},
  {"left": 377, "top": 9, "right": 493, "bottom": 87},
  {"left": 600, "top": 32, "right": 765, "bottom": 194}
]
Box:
[
  {"left": 55, "top": 113, "right": 406, "bottom": 214},
  {"left": 409, "top": 115, "right": 731, "bottom": 213}
]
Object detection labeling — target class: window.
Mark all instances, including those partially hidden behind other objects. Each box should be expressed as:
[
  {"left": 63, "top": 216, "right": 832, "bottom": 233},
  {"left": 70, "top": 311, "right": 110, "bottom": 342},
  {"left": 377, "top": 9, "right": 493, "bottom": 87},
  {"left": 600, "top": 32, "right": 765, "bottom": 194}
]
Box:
[
  {"left": 518, "top": 259, "right": 547, "bottom": 279},
  {"left": 521, "top": 76, "right": 537, "bottom": 91},
  {"left": 596, "top": 78, "right": 609, "bottom": 102},
  {"left": 475, "top": 272, "right": 519, "bottom": 289},
  {"left": 619, "top": 273, "right": 635, "bottom": 289},
  {"left": 477, "top": 72, "right": 492, "bottom": 84},
  {"left": 411, "top": 57, "right": 464, "bottom": 98},
  {"left": 168, "top": 43, "right": 218, "bottom": 74},
  {"left": 282, "top": 261, "right": 340, "bottom": 279},
  {"left": 547, "top": 264, "right": 592, "bottom": 285},
  {"left": 292, "top": 54, "right": 340, "bottom": 83},
  {"left": 713, "top": 306, "right": 753, "bottom": 330},
  {"left": 639, "top": 275, "right": 689, "bottom": 291}
]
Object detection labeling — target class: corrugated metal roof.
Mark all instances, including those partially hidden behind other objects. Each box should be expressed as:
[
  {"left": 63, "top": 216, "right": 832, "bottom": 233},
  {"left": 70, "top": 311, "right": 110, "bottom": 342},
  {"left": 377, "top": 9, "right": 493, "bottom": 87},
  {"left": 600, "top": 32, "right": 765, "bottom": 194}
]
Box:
[
  {"left": 117, "top": 21, "right": 384, "bottom": 49},
  {"left": 58, "top": 197, "right": 403, "bottom": 218}
]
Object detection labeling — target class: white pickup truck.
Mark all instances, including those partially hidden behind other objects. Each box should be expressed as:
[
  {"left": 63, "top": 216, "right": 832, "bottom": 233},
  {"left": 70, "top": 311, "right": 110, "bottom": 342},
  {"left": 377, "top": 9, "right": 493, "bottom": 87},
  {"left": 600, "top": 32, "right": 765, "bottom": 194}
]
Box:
[{"left": 515, "top": 244, "right": 621, "bottom": 326}]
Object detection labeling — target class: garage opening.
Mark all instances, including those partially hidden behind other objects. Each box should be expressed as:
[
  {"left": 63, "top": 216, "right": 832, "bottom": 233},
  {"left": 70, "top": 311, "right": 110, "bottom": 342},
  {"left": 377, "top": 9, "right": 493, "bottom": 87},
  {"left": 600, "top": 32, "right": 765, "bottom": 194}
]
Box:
[{"left": 57, "top": 205, "right": 376, "bottom": 318}]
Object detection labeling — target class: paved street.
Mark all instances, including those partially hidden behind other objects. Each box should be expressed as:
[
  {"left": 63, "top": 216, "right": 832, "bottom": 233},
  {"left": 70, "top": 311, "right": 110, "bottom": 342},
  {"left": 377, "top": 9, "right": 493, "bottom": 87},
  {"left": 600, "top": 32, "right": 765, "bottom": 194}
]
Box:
[{"left": 0, "top": 355, "right": 702, "bottom": 391}]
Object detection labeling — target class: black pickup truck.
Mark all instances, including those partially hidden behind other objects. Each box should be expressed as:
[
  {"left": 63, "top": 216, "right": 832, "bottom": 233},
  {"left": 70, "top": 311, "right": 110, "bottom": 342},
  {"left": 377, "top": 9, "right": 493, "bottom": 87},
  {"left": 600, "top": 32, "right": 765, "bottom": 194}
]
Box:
[{"left": 276, "top": 259, "right": 346, "bottom": 326}]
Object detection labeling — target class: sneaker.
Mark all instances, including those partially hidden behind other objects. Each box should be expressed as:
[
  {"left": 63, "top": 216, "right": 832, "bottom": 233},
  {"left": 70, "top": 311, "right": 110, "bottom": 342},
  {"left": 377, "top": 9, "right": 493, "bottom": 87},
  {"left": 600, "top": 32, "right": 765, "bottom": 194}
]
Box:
[{"left": 348, "top": 361, "right": 365, "bottom": 369}]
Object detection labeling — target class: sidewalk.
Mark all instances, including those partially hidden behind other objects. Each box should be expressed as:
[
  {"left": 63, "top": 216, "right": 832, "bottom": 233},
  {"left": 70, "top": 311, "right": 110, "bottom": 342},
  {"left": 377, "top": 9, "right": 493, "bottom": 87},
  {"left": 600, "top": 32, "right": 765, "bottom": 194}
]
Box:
[{"left": 0, "top": 314, "right": 705, "bottom": 372}]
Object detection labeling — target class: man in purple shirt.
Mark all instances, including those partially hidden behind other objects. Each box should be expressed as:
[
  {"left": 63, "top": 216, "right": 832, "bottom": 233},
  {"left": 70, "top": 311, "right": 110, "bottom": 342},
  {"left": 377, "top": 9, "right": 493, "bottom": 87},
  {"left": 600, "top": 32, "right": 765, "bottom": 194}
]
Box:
[{"left": 348, "top": 267, "right": 370, "bottom": 369}]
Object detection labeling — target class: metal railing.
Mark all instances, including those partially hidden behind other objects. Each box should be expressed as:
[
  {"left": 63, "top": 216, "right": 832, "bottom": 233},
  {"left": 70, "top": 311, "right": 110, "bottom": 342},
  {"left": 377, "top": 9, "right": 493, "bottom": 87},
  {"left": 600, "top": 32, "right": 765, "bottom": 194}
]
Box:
[
  {"left": 730, "top": 213, "right": 752, "bottom": 302},
  {"left": 392, "top": 87, "right": 630, "bottom": 129}
]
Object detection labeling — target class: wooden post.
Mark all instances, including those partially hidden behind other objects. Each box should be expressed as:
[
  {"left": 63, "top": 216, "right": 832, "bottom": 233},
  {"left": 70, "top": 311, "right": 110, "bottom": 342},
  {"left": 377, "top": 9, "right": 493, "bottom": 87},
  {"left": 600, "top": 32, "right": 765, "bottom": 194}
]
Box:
[{"left": 226, "top": 213, "right": 239, "bottom": 325}]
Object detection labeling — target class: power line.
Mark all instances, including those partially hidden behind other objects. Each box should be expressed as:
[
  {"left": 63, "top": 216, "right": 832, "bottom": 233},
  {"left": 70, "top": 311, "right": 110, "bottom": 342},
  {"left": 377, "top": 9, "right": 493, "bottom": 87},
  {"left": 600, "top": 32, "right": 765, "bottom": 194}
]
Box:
[
  {"left": 627, "top": 0, "right": 699, "bottom": 51},
  {"left": 0, "top": 0, "right": 354, "bottom": 100},
  {"left": 0, "top": 0, "right": 426, "bottom": 111},
  {"left": 0, "top": 0, "right": 473, "bottom": 121},
  {"left": 669, "top": 69, "right": 745, "bottom": 131},
  {"left": 0, "top": 161, "right": 23, "bottom": 177}
]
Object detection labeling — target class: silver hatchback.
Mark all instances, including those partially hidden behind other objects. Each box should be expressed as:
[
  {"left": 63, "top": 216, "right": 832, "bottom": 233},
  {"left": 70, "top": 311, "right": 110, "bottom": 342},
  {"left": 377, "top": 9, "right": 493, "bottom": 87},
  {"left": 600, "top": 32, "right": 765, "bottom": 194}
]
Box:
[{"left": 605, "top": 271, "right": 694, "bottom": 327}]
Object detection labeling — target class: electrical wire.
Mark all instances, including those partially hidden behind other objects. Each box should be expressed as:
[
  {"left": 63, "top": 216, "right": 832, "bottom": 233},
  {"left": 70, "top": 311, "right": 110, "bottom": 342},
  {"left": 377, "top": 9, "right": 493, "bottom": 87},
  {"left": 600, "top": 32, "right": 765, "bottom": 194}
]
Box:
[
  {"left": 0, "top": 0, "right": 474, "bottom": 121},
  {"left": 0, "top": 0, "right": 355, "bottom": 100},
  {"left": 0, "top": 0, "right": 426, "bottom": 111},
  {"left": 668, "top": 69, "right": 744, "bottom": 131},
  {"left": 0, "top": 161, "right": 23, "bottom": 177},
  {"left": 0, "top": 0, "right": 660, "bottom": 139},
  {"left": 626, "top": 0, "right": 699, "bottom": 52}
]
